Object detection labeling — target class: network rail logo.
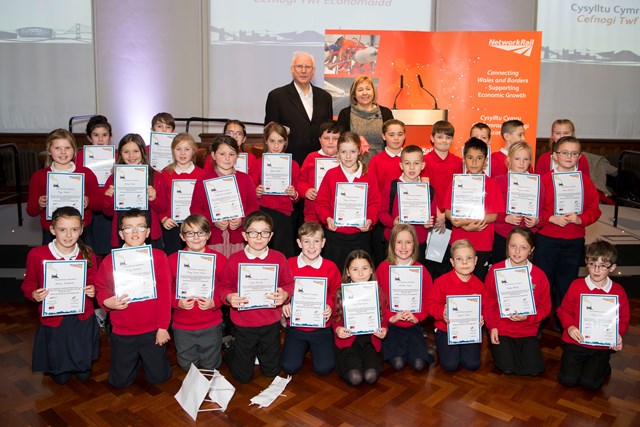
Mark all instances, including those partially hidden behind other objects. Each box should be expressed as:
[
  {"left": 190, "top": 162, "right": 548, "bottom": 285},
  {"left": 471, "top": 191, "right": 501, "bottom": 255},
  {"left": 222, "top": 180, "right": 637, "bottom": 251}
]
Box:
[{"left": 488, "top": 38, "right": 535, "bottom": 57}]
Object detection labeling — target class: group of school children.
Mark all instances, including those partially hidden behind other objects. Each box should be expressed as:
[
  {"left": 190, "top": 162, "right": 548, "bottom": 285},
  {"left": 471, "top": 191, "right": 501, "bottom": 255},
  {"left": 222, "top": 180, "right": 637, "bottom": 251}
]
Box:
[{"left": 22, "top": 113, "right": 630, "bottom": 393}]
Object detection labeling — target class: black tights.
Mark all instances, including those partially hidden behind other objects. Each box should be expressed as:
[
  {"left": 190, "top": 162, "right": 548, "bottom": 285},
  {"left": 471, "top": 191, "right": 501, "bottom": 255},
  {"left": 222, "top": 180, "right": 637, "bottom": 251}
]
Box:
[
  {"left": 343, "top": 368, "right": 380, "bottom": 386},
  {"left": 388, "top": 356, "right": 428, "bottom": 372}
]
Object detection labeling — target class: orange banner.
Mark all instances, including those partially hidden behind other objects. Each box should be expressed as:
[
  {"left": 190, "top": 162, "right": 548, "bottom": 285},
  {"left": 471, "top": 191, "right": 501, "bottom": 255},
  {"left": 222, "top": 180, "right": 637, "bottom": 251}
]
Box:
[{"left": 325, "top": 31, "right": 542, "bottom": 159}]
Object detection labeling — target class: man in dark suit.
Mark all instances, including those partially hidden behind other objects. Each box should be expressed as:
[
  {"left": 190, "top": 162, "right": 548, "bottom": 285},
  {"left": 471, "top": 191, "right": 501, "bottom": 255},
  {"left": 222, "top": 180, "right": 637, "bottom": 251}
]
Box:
[{"left": 265, "top": 51, "right": 333, "bottom": 166}]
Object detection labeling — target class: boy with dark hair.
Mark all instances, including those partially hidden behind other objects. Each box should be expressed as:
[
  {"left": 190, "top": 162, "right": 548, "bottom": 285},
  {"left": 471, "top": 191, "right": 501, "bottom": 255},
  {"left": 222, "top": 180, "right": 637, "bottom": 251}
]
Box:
[{"left": 491, "top": 119, "right": 525, "bottom": 178}]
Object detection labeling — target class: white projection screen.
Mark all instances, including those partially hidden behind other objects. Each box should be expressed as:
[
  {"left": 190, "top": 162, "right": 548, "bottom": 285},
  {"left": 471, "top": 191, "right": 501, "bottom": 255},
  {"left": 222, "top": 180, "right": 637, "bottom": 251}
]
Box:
[
  {"left": 536, "top": 0, "right": 640, "bottom": 139},
  {"left": 0, "top": 0, "right": 95, "bottom": 132},
  {"left": 209, "top": 0, "right": 433, "bottom": 126}
]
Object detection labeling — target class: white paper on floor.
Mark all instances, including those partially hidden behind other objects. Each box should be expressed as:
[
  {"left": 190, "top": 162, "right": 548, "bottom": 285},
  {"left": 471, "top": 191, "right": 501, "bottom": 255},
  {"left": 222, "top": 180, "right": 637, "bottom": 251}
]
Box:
[
  {"left": 249, "top": 375, "right": 292, "bottom": 408},
  {"left": 175, "top": 364, "right": 236, "bottom": 420}
]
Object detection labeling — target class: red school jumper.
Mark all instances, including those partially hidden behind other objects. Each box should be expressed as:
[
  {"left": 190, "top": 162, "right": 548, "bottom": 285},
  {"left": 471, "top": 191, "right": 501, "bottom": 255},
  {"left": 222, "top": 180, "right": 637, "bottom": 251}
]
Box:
[
  {"left": 169, "top": 247, "right": 228, "bottom": 331},
  {"left": 483, "top": 260, "right": 551, "bottom": 338},
  {"left": 102, "top": 170, "right": 169, "bottom": 247},
  {"left": 161, "top": 165, "right": 205, "bottom": 223},
  {"left": 376, "top": 260, "right": 432, "bottom": 328},
  {"left": 427, "top": 269, "right": 484, "bottom": 332},
  {"left": 423, "top": 150, "right": 463, "bottom": 212},
  {"left": 298, "top": 151, "right": 336, "bottom": 223},
  {"left": 189, "top": 170, "right": 259, "bottom": 245},
  {"left": 95, "top": 248, "right": 172, "bottom": 335},
  {"left": 249, "top": 156, "right": 301, "bottom": 216},
  {"left": 27, "top": 165, "right": 102, "bottom": 230}
]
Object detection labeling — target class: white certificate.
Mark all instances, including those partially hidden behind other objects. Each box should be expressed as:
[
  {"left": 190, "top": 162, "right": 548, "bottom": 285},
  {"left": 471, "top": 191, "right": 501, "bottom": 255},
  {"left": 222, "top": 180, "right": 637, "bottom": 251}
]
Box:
[
  {"left": 112, "top": 245, "right": 157, "bottom": 302},
  {"left": 175, "top": 251, "right": 216, "bottom": 299},
  {"left": 204, "top": 175, "right": 244, "bottom": 221},
  {"left": 149, "top": 132, "right": 177, "bottom": 172},
  {"left": 237, "top": 263, "right": 278, "bottom": 310},
  {"left": 171, "top": 179, "right": 196, "bottom": 222},
  {"left": 261, "top": 153, "right": 292, "bottom": 195},
  {"left": 342, "top": 281, "right": 380, "bottom": 335},
  {"left": 389, "top": 265, "right": 423, "bottom": 313},
  {"left": 114, "top": 165, "right": 149, "bottom": 211},
  {"left": 580, "top": 294, "right": 619, "bottom": 347},
  {"left": 235, "top": 153, "right": 249, "bottom": 174},
  {"left": 553, "top": 171, "right": 583, "bottom": 216},
  {"left": 506, "top": 173, "right": 540, "bottom": 217},
  {"left": 290, "top": 277, "right": 327, "bottom": 328},
  {"left": 397, "top": 182, "right": 431, "bottom": 224},
  {"left": 447, "top": 295, "right": 482, "bottom": 345},
  {"left": 314, "top": 157, "right": 339, "bottom": 190},
  {"left": 333, "top": 182, "right": 368, "bottom": 227},
  {"left": 425, "top": 228, "right": 452, "bottom": 263},
  {"left": 83, "top": 145, "right": 115, "bottom": 187},
  {"left": 42, "top": 260, "right": 87, "bottom": 316},
  {"left": 46, "top": 172, "right": 85, "bottom": 220},
  {"left": 450, "top": 174, "right": 485, "bottom": 219},
  {"left": 494, "top": 266, "right": 536, "bottom": 317}
]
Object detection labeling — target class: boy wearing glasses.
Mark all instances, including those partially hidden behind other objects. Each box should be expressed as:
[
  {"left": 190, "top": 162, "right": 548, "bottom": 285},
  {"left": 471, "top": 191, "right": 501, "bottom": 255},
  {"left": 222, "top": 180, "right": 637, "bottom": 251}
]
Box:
[
  {"left": 220, "top": 211, "right": 294, "bottom": 383},
  {"left": 168, "top": 214, "right": 228, "bottom": 371},
  {"left": 557, "top": 240, "right": 629, "bottom": 390},
  {"left": 535, "top": 136, "right": 601, "bottom": 325},
  {"left": 426, "top": 239, "right": 485, "bottom": 372},
  {"left": 95, "top": 208, "right": 172, "bottom": 387}
]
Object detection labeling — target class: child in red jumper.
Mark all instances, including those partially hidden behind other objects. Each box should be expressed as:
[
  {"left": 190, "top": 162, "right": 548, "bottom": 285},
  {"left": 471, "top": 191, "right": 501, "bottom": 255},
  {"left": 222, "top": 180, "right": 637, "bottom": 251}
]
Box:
[
  {"left": 27, "top": 129, "right": 102, "bottom": 245},
  {"left": 557, "top": 240, "right": 629, "bottom": 390},
  {"left": 281, "top": 222, "right": 341, "bottom": 375},
  {"left": 333, "top": 250, "right": 388, "bottom": 386},
  {"left": 298, "top": 120, "right": 341, "bottom": 223},
  {"left": 249, "top": 122, "right": 300, "bottom": 258},
  {"left": 427, "top": 239, "right": 484, "bottom": 372},
  {"left": 220, "top": 211, "right": 294, "bottom": 383},
  {"left": 22, "top": 207, "right": 100, "bottom": 385},
  {"left": 483, "top": 227, "right": 551, "bottom": 375},
  {"left": 377, "top": 224, "right": 433, "bottom": 371},
  {"left": 535, "top": 136, "right": 601, "bottom": 314},
  {"left": 169, "top": 214, "right": 227, "bottom": 371},
  {"left": 161, "top": 133, "right": 205, "bottom": 255},
  {"left": 95, "top": 209, "right": 172, "bottom": 388}
]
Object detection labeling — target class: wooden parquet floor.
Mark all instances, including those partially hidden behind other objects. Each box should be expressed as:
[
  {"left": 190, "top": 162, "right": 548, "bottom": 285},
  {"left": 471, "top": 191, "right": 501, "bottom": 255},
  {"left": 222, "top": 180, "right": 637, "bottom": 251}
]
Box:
[{"left": 1, "top": 300, "right": 639, "bottom": 426}]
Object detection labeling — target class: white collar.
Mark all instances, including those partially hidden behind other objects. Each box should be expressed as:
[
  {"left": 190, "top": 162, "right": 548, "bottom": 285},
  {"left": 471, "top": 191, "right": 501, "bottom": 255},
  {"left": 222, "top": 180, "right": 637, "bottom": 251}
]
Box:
[
  {"left": 174, "top": 163, "right": 195, "bottom": 174},
  {"left": 585, "top": 275, "right": 613, "bottom": 293},
  {"left": 297, "top": 253, "right": 323, "bottom": 269},
  {"left": 500, "top": 147, "right": 508, "bottom": 155},
  {"left": 48, "top": 240, "right": 79, "bottom": 260},
  {"left": 385, "top": 147, "right": 402, "bottom": 158},
  {"left": 395, "top": 259, "right": 414, "bottom": 266},
  {"left": 318, "top": 149, "right": 335, "bottom": 157},
  {"left": 340, "top": 163, "right": 362, "bottom": 181},
  {"left": 294, "top": 81, "right": 313, "bottom": 98},
  {"left": 50, "top": 162, "right": 76, "bottom": 172},
  {"left": 244, "top": 246, "right": 269, "bottom": 260},
  {"left": 505, "top": 258, "right": 532, "bottom": 270}
]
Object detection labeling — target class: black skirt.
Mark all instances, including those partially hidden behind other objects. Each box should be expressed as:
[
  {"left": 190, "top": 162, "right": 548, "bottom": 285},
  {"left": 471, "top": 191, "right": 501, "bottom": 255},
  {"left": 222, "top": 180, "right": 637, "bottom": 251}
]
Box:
[
  {"left": 382, "top": 323, "right": 433, "bottom": 363},
  {"left": 32, "top": 314, "right": 100, "bottom": 375},
  {"left": 335, "top": 334, "right": 382, "bottom": 376}
]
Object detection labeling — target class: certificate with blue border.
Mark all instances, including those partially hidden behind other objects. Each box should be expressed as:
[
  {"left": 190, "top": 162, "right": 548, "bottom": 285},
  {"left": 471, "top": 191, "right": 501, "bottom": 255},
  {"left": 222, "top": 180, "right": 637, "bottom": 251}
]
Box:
[
  {"left": 397, "top": 181, "right": 431, "bottom": 224},
  {"left": 204, "top": 175, "right": 244, "bottom": 221},
  {"left": 446, "top": 295, "right": 481, "bottom": 345},
  {"left": 46, "top": 172, "right": 85, "bottom": 220},
  {"left": 290, "top": 276, "right": 327, "bottom": 328},
  {"left": 149, "top": 131, "right": 177, "bottom": 172},
  {"left": 262, "top": 153, "right": 292, "bottom": 195},
  {"left": 389, "top": 265, "right": 423, "bottom": 313},
  {"left": 42, "top": 260, "right": 87, "bottom": 316},
  {"left": 237, "top": 263, "right": 278, "bottom": 310},
  {"left": 450, "top": 174, "right": 485, "bottom": 219},
  {"left": 494, "top": 266, "right": 536, "bottom": 317},
  {"left": 114, "top": 165, "right": 149, "bottom": 211},
  {"left": 171, "top": 179, "right": 197, "bottom": 222},
  {"left": 176, "top": 251, "right": 216, "bottom": 299},
  {"left": 112, "top": 245, "right": 156, "bottom": 302},
  {"left": 342, "top": 281, "right": 380, "bottom": 335},
  {"left": 580, "top": 294, "right": 619, "bottom": 347},
  {"left": 333, "top": 182, "right": 368, "bottom": 227},
  {"left": 553, "top": 171, "right": 583, "bottom": 216},
  {"left": 506, "top": 172, "right": 540, "bottom": 217},
  {"left": 314, "top": 157, "right": 339, "bottom": 190}
]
